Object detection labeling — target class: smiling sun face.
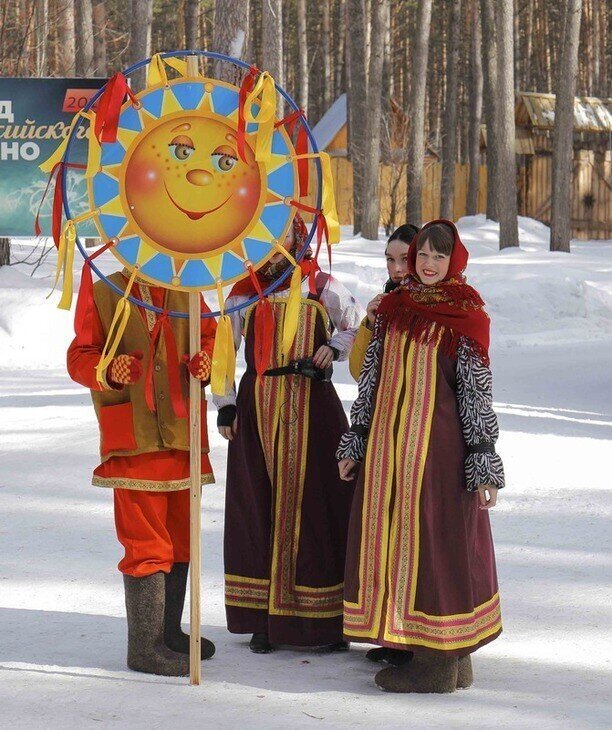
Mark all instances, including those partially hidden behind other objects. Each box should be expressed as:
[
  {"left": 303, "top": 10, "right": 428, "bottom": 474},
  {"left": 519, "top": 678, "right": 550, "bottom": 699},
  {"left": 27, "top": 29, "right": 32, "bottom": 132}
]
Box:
[{"left": 124, "top": 115, "right": 262, "bottom": 255}]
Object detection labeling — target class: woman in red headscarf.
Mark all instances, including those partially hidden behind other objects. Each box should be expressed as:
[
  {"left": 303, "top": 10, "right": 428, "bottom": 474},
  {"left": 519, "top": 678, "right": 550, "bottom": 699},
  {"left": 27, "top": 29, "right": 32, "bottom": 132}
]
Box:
[
  {"left": 215, "top": 213, "right": 365, "bottom": 654},
  {"left": 337, "top": 220, "right": 505, "bottom": 693}
]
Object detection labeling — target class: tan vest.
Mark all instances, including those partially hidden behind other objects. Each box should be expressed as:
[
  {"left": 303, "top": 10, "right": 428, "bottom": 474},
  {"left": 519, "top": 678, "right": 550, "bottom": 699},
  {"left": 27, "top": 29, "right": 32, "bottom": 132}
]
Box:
[{"left": 91, "top": 272, "right": 208, "bottom": 461}]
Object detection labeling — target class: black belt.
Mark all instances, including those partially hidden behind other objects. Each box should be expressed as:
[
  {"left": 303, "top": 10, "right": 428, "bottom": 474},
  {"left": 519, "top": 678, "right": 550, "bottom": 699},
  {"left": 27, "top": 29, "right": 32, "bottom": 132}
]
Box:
[{"left": 263, "top": 358, "right": 332, "bottom": 382}]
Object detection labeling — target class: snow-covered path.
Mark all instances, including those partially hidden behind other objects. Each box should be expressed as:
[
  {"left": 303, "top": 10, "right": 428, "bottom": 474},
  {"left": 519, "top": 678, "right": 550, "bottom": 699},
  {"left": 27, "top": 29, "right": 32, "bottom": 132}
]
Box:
[{"left": 1, "top": 217, "right": 611, "bottom": 728}]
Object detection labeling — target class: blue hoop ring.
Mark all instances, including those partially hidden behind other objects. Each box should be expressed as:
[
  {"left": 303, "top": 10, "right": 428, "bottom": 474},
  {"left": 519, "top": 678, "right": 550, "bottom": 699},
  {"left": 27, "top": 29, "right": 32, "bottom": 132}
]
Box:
[{"left": 62, "top": 50, "right": 323, "bottom": 319}]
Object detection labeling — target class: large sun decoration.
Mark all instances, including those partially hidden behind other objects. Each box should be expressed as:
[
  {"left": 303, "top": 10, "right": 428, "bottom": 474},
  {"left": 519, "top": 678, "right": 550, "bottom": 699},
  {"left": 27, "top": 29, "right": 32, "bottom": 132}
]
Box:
[
  {"left": 90, "top": 78, "right": 298, "bottom": 291},
  {"left": 39, "top": 51, "right": 340, "bottom": 399}
]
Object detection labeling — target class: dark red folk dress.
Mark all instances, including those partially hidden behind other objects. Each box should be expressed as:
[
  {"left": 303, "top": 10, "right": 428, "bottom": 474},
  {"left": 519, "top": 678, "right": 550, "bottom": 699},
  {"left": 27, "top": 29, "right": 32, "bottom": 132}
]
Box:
[{"left": 217, "top": 278, "right": 363, "bottom": 646}]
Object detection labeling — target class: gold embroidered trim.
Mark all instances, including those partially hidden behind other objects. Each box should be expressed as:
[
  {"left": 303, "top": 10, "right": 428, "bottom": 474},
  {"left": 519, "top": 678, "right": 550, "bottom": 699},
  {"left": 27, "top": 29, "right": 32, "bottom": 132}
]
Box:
[
  {"left": 344, "top": 331, "right": 501, "bottom": 649},
  {"left": 251, "top": 298, "right": 342, "bottom": 618},
  {"left": 92, "top": 473, "right": 215, "bottom": 491}
]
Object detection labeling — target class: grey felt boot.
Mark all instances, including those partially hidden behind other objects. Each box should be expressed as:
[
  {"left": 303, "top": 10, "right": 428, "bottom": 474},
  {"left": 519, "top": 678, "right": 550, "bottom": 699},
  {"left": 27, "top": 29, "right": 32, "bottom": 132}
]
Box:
[
  {"left": 375, "top": 653, "right": 458, "bottom": 694},
  {"left": 124, "top": 572, "right": 190, "bottom": 676},
  {"left": 456, "top": 655, "right": 473, "bottom": 689},
  {"left": 366, "top": 647, "right": 413, "bottom": 666},
  {"left": 163, "top": 562, "right": 215, "bottom": 660}
]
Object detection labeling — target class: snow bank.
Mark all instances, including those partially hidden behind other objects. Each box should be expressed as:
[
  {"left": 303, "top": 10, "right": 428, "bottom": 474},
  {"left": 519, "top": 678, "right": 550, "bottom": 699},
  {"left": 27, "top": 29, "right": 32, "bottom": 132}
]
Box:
[{"left": 1, "top": 217, "right": 610, "bottom": 371}]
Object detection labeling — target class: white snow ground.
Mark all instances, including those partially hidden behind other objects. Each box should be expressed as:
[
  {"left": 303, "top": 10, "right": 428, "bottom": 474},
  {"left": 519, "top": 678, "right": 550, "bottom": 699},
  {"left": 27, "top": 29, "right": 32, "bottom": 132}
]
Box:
[{"left": 0, "top": 215, "right": 611, "bottom": 729}]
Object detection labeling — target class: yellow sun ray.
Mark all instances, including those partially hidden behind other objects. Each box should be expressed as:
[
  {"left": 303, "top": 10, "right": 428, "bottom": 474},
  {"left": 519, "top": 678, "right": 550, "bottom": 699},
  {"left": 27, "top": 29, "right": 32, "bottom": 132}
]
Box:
[
  {"left": 197, "top": 91, "right": 214, "bottom": 114},
  {"left": 101, "top": 163, "right": 122, "bottom": 181},
  {"left": 99, "top": 196, "right": 126, "bottom": 217},
  {"left": 161, "top": 88, "right": 184, "bottom": 117},
  {"left": 136, "top": 240, "right": 158, "bottom": 267},
  {"left": 205, "top": 254, "right": 223, "bottom": 280},
  {"left": 246, "top": 218, "right": 275, "bottom": 244},
  {"left": 116, "top": 127, "right": 140, "bottom": 151}
]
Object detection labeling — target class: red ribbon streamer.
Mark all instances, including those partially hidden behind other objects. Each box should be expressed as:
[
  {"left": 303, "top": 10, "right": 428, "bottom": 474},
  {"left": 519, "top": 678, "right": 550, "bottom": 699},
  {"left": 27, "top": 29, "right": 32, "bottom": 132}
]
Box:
[
  {"left": 94, "top": 73, "right": 139, "bottom": 144},
  {"left": 237, "top": 66, "right": 259, "bottom": 163},
  {"left": 145, "top": 312, "right": 188, "bottom": 420},
  {"left": 34, "top": 161, "right": 86, "bottom": 247},
  {"left": 275, "top": 110, "right": 309, "bottom": 197},
  {"left": 290, "top": 200, "right": 332, "bottom": 275},
  {"left": 247, "top": 264, "right": 275, "bottom": 378},
  {"left": 74, "top": 240, "right": 115, "bottom": 344}
]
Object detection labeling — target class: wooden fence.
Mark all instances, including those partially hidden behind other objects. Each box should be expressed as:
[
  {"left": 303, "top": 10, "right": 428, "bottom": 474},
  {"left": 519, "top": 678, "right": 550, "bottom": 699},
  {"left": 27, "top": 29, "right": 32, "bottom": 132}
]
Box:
[{"left": 314, "top": 152, "right": 610, "bottom": 240}]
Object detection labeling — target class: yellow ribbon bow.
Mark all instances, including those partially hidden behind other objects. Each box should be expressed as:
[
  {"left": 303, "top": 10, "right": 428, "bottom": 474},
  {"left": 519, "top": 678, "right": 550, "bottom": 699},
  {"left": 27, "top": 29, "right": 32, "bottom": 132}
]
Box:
[{"left": 210, "top": 281, "right": 237, "bottom": 397}]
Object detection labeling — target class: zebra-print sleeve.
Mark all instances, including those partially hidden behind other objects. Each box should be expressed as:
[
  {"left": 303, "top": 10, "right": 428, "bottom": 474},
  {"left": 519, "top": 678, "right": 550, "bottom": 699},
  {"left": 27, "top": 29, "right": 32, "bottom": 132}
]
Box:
[
  {"left": 336, "top": 325, "right": 382, "bottom": 462},
  {"left": 456, "top": 337, "right": 505, "bottom": 491}
]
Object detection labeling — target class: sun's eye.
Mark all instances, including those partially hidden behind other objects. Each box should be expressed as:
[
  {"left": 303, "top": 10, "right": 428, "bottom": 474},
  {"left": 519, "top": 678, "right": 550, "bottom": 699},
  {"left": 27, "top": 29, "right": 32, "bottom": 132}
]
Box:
[
  {"left": 212, "top": 152, "right": 237, "bottom": 172},
  {"left": 169, "top": 135, "right": 195, "bottom": 161}
]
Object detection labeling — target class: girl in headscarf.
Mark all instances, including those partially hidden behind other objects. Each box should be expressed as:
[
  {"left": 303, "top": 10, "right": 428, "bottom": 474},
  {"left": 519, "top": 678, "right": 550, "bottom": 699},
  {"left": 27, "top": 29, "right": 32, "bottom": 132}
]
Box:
[
  {"left": 215, "top": 213, "right": 365, "bottom": 653},
  {"left": 349, "top": 224, "right": 420, "bottom": 380},
  {"left": 337, "top": 220, "right": 505, "bottom": 693}
]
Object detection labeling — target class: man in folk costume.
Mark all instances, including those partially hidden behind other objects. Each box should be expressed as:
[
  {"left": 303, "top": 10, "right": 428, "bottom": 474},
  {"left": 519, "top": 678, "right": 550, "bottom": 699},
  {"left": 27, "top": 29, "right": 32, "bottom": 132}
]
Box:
[
  {"left": 337, "top": 220, "right": 505, "bottom": 693},
  {"left": 67, "top": 269, "right": 217, "bottom": 676},
  {"left": 214, "top": 214, "right": 365, "bottom": 653}
]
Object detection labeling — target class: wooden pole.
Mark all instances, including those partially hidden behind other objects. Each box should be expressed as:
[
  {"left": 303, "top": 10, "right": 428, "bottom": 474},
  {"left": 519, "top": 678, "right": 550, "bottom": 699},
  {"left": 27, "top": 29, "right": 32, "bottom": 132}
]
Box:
[{"left": 186, "top": 53, "right": 201, "bottom": 687}]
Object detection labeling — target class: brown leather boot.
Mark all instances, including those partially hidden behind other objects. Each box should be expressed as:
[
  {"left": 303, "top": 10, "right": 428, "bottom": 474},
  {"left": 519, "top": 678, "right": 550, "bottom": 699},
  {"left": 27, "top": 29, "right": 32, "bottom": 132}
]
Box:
[
  {"left": 163, "top": 563, "right": 215, "bottom": 660},
  {"left": 124, "top": 572, "right": 190, "bottom": 676},
  {"left": 457, "top": 655, "right": 473, "bottom": 689},
  {"left": 375, "top": 653, "right": 458, "bottom": 693}
]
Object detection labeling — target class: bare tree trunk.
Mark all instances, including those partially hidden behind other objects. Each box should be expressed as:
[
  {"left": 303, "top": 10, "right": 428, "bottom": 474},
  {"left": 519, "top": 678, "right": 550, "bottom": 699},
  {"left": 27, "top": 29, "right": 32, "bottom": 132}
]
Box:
[
  {"left": 297, "top": 0, "right": 308, "bottom": 113},
  {"left": 18, "top": 0, "right": 32, "bottom": 75},
  {"left": 494, "top": 0, "right": 519, "bottom": 248},
  {"left": 35, "top": 0, "right": 49, "bottom": 76},
  {"left": 361, "top": 0, "right": 387, "bottom": 240},
  {"left": 467, "top": 0, "right": 483, "bottom": 215},
  {"left": 513, "top": 0, "right": 520, "bottom": 91},
  {"left": 92, "top": 1, "right": 107, "bottom": 76},
  {"left": 185, "top": 0, "right": 199, "bottom": 49},
  {"left": 440, "top": 0, "right": 462, "bottom": 220},
  {"left": 591, "top": 0, "right": 600, "bottom": 94},
  {"left": 212, "top": 0, "right": 249, "bottom": 82},
  {"left": 405, "top": 0, "right": 433, "bottom": 227},
  {"left": 322, "top": 0, "right": 332, "bottom": 108},
  {"left": 525, "top": 0, "right": 534, "bottom": 89},
  {"left": 262, "top": 0, "right": 283, "bottom": 87},
  {"left": 57, "top": 0, "right": 76, "bottom": 76},
  {"left": 335, "top": 0, "right": 346, "bottom": 95},
  {"left": 480, "top": 0, "right": 499, "bottom": 221},
  {"left": 75, "top": 0, "right": 94, "bottom": 76},
  {"left": 0, "top": 238, "right": 10, "bottom": 267},
  {"left": 347, "top": 0, "right": 368, "bottom": 233},
  {"left": 130, "top": 0, "right": 153, "bottom": 92},
  {"left": 551, "top": 0, "right": 582, "bottom": 252}
]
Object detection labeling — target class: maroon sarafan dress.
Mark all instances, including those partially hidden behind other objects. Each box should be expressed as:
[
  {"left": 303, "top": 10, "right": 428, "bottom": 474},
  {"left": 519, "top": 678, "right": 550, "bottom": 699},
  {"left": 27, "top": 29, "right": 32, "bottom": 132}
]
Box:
[
  {"left": 337, "top": 219, "right": 505, "bottom": 656},
  {"left": 215, "top": 248, "right": 364, "bottom": 646}
]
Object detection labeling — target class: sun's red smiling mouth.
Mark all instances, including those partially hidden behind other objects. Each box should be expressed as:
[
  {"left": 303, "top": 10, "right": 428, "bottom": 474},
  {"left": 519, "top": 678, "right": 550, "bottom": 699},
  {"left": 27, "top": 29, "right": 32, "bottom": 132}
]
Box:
[{"left": 164, "top": 182, "right": 231, "bottom": 220}]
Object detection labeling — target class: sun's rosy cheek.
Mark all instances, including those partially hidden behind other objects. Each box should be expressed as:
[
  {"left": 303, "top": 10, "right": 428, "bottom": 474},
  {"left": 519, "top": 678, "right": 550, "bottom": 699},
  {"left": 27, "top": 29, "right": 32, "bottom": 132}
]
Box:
[{"left": 126, "top": 156, "right": 164, "bottom": 195}]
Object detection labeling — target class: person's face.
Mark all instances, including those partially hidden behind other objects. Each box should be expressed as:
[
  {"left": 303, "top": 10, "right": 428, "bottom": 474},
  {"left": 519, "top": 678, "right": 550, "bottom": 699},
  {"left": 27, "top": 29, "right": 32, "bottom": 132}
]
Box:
[
  {"left": 385, "top": 239, "right": 410, "bottom": 284},
  {"left": 415, "top": 238, "right": 451, "bottom": 285}
]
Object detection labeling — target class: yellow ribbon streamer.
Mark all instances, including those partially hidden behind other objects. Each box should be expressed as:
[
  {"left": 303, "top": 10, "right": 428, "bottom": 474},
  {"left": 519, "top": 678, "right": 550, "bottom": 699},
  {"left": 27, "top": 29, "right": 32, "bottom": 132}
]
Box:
[
  {"left": 39, "top": 111, "right": 84, "bottom": 173},
  {"left": 147, "top": 53, "right": 169, "bottom": 87},
  {"left": 210, "top": 281, "right": 237, "bottom": 397},
  {"left": 243, "top": 72, "right": 277, "bottom": 165},
  {"left": 164, "top": 55, "right": 188, "bottom": 77},
  {"left": 83, "top": 111, "right": 101, "bottom": 179},
  {"left": 147, "top": 54, "right": 188, "bottom": 88},
  {"left": 95, "top": 267, "right": 139, "bottom": 387},
  {"left": 290, "top": 152, "right": 341, "bottom": 244},
  {"left": 47, "top": 220, "right": 76, "bottom": 310},
  {"left": 318, "top": 152, "right": 341, "bottom": 244}
]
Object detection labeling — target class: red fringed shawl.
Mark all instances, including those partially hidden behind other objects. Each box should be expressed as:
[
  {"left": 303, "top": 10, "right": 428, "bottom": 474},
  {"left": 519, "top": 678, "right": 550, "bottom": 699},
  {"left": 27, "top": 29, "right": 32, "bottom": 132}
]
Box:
[{"left": 376, "top": 219, "right": 491, "bottom": 365}]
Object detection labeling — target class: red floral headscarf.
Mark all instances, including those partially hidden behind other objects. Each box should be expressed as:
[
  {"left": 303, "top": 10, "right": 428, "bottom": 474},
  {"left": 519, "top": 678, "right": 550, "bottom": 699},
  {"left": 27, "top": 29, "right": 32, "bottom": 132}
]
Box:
[{"left": 376, "top": 219, "right": 491, "bottom": 364}]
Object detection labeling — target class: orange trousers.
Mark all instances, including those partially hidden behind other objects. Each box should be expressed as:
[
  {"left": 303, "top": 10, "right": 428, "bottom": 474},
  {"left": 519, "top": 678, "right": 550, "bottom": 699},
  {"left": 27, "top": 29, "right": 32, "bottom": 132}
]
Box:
[{"left": 114, "top": 488, "right": 190, "bottom": 577}]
